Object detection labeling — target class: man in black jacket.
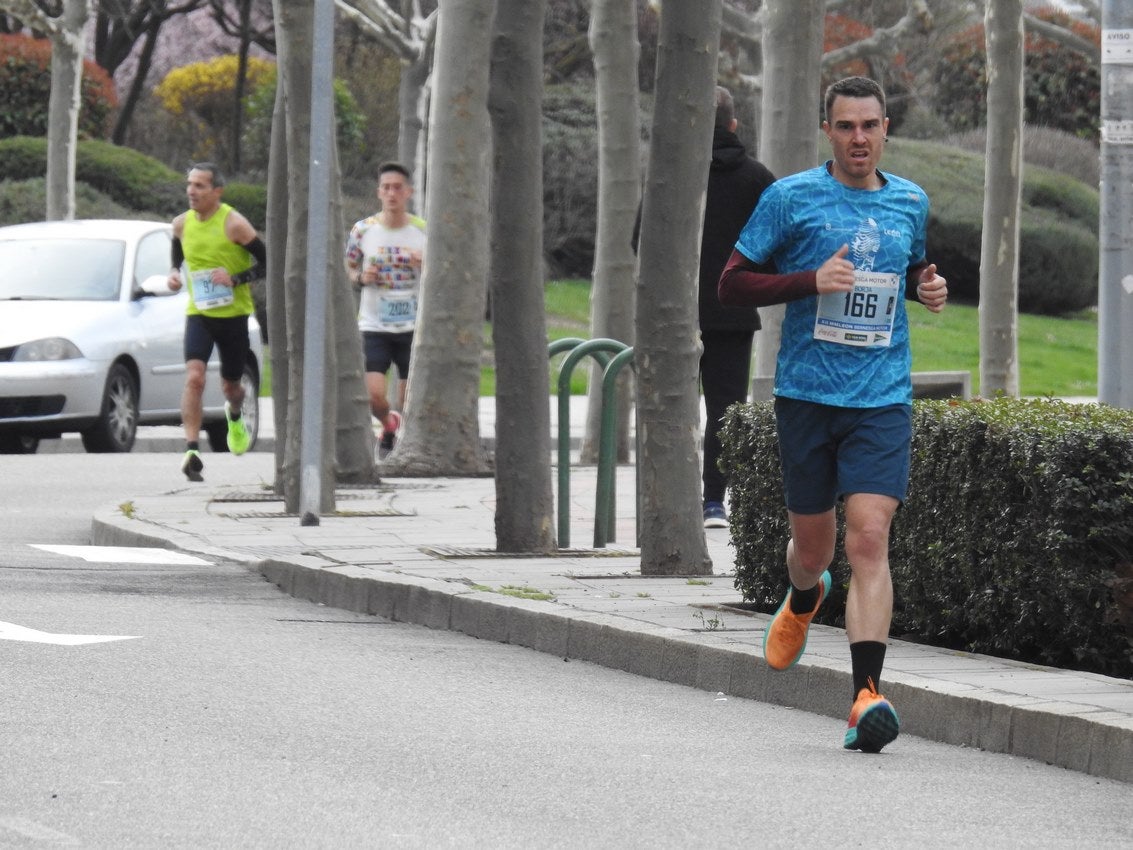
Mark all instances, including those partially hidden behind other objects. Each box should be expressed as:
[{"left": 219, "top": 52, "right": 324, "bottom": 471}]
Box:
[{"left": 699, "top": 86, "right": 776, "bottom": 528}]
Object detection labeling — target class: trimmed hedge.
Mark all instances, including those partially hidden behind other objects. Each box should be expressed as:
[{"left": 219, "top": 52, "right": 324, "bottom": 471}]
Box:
[
  {"left": 719, "top": 398, "right": 1133, "bottom": 680},
  {"left": 0, "top": 178, "right": 137, "bottom": 226},
  {"left": 884, "top": 137, "right": 1099, "bottom": 316},
  {"left": 0, "top": 136, "right": 268, "bottom": 231},
  {"left": 0, "top": 135, "right": 182, "bottom": 217}
]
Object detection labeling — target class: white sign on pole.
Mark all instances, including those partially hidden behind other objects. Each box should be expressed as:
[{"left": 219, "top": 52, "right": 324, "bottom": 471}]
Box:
[{"left": 1103, "top": 29, "right": 1133, "bottom": 63}]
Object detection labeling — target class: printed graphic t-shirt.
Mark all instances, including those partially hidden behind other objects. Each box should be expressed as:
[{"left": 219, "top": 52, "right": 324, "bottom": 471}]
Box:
[
  {"left": 346, "top": 215, "right": 427, "bottom": 334},
  {"left": 735, "top": 163, "right": 929, "bottom": 407}
]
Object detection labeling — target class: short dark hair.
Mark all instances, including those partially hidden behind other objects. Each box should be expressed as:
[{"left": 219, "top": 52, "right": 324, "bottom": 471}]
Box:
[
  {"left": 378, "top": 161, "right": 412, "bottom": 182},
  {"left": 188, "top": 162, "right": 225, "bottom": 188},
  {"left": 823, "top": 76, "right": 886, "bottom": 123},
  {"left": 714, "top": 85, "right": 735, "bottom": 131}
]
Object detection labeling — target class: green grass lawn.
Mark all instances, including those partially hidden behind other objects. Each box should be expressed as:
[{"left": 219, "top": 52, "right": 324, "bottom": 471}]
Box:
[{"left": 908, "top": 302, "right": 1097, "bottom": 397}]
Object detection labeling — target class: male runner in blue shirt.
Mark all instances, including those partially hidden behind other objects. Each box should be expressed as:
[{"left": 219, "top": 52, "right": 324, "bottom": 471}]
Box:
[{"left": 719, "top": 76, "right": 948, "bottom": 753}]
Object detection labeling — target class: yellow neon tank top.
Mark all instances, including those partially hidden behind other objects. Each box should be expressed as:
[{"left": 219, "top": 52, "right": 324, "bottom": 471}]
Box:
[{"left": 182, "top": 202, "right": 255, "bottom": 317}]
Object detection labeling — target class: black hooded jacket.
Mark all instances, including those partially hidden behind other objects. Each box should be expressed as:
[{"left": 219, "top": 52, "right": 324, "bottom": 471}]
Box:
[{"left": 699, "top": 127, "right": 776, "bottom": 332}]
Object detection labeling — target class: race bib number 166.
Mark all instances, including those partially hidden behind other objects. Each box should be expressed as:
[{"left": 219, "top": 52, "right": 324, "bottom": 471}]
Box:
[{"left": 813, "top": 271, "right": 899, "bottom": 347}]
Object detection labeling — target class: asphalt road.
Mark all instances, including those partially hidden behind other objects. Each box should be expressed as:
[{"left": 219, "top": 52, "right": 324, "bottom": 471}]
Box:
[{"left": 0, "top": 451, "right": 1129, "bottom": 848}]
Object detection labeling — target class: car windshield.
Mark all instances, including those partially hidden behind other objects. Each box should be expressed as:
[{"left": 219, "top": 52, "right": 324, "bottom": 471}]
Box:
[{"left": 0, "top": 238, "right": 126, "bottom": 301}]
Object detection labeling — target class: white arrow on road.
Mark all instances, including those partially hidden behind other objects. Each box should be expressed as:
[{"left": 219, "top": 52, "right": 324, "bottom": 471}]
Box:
[
  {"left": 0, "top": 622, "right": 140, "bottom": 646},
  {"left": 30, "top": 544, "right": 212, "bottom": 565}
]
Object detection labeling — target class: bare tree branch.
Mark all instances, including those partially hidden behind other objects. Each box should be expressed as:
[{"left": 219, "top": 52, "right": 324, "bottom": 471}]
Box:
[
  {"left": 1023, "top": 10, "right": 1099, "bottom": 67},
  {"left": 0, "top": 0, "right": 65, "bottom": 35},
  {"left": 821, "top": 0, "right": 932, "bottom": 72},
  {"left": 334, "top": 0, "right": 417, "bottom": 59}
]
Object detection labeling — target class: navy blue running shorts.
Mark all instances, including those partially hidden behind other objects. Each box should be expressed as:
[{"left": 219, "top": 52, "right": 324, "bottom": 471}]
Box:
[
  {"left": 773, "top": 397, "right": 913, "bottom": 514},
  {"left": 363, "top": 330, "right": 413, "bottom": 377},
  {"left": 184, "top": 313, "right": 250, "bottom": 382}
]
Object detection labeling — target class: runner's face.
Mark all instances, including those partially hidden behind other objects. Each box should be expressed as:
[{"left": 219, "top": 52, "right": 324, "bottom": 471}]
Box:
[
  {"left": 186, "top": 169, "right": 222, "bottom": 215},
  {"left": 823, "top": 95, "right": 889, "bottom": 189},
  {"left": 378, "top": 173, "right": 411, "bottom": 213}
]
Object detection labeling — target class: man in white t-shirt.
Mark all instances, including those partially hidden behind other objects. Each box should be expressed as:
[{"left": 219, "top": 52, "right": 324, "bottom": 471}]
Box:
[{"left": 345, "top": 162, "right": 427, "bottom": 457}]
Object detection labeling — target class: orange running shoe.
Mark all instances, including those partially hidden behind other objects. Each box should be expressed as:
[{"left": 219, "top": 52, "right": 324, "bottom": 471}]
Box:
[
  {"left": 843, "top": 679, "right": 900, "bottom": 753},
  {"left": 762, "top": 570, "right": 832, "bottom": 670}
]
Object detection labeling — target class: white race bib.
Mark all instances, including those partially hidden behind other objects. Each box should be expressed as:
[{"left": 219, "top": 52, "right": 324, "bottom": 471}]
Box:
[
  {"left": 378, "top": 292, "right": 418, "bottom": 327},
  {"left": 813, "top": 271, "right": 899, "bottom": 347},
  {"left": 189, "top": 267, "right": 234, "bottom": 310}
]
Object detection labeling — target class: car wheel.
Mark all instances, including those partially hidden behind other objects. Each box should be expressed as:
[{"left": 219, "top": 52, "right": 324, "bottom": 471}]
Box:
[
  {"left": 204, "top": 361, "right": 260, "bottom": 453},
  {"left": 81, "top": 362, "right": 138, "bottom": 453},
  {"left": 0, "top": 433, "right": 40, "bottom": 454}
]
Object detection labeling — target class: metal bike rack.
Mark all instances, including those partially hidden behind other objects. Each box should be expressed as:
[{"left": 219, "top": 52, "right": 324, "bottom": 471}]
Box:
[{"left": 548, "top": 338, "right": 634, "bottom": 548}]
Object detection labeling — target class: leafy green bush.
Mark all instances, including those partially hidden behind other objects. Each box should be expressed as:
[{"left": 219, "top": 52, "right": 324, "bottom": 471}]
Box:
[
  {"left": 241, "top": 67, "right": 367, "bottom": 181},
  {"left": 542, "top": 84, "right": 600, "bottom": 278},
  {"left": 934, "top": 11, "right": 1100, "bottom": 142},
  {"left": 0, "top": 178, "right": 138, "bottom": 226},
  {"left": 0, "top": 34, "right": 117, "bottom": 139},
  {"left": 884, "top": 137, "right": 1098, "bottom": 315},
  {"left": 719, "top": 398, "right": 1133, "bottom": 679},
  {"left": 218, "top": 182, "right": 267, "bottom": 233}
]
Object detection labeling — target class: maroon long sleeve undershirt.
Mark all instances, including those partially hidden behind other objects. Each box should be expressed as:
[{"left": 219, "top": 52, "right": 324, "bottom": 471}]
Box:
[{"left": 717, "top": 249, "right": 930, "bottom": 308}]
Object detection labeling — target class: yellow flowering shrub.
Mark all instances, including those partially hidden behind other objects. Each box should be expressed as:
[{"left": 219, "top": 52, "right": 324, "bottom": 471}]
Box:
[
  {"left": 155, "top": 55, "right": 276, "bottom": 118},
  {"left": 153, "top": 54, "right": 277, "bottom": 163}
]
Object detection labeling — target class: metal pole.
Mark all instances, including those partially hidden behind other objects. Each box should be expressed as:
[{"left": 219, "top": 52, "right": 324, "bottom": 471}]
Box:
[
  {"left": 1099, "top": 1, "right": 1133, "bottom": 408},
  {"left": 298, "top": 0, "right": 336, "bottom": 525}
]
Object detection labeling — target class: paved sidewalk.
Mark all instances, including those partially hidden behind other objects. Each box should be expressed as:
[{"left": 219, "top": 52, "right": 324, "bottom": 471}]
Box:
[{"left": 87, "top": 399, "right": 1132, "bottom": 784}]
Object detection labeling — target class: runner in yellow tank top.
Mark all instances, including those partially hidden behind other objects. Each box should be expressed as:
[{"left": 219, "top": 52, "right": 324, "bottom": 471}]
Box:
[{"left": 167, "top": 162, "right": 267, "bottom": 482}]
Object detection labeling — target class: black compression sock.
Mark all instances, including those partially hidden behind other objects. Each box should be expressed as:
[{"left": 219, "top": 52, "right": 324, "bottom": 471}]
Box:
[
  {"left": 850, "top": 641, "right": 888, "bottom": 696},
  {"left": 187, "top": 441, "right": 200, "bottom": 452},
  {"left": 788, "top": 581, "right": 820, "bottom": 615}
]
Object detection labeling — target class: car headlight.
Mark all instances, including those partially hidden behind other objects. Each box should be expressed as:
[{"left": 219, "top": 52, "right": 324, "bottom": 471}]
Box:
[{"left": 12, "top": 337, "right": 83, "bottom": 361}]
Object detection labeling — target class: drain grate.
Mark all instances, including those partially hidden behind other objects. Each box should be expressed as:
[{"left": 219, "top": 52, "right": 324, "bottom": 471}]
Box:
[
  {"left": 422, "top": 545, "right": 640, "bottom": 559},
  {"left": 211, "top": 491, "right": 282, "bottom": 503},
  {"left": 216, "top": 507, "right": 413, "bottom": 519}
]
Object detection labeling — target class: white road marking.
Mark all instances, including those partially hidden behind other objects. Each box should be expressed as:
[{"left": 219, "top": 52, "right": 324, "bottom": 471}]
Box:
[
  {"left": 0, "top": 622, "right": 140, "bottom": 645},
  {"left": 31, "top": 544, "right": 212, "bottom": 565},
  {"left": 0, "top": 816, "right": 80, "bottom": 844}
]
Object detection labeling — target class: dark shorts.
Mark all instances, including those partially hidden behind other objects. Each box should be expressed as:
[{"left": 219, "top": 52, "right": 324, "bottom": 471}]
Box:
[
  {"left": 363, "top": 331, "right": 413, "bottom": 377},
  {"left": 184, "top": 313, "right": 250, "bottom": 382},
  {"left": 774, "top": 397, "right": 912, "bottom": 514}
]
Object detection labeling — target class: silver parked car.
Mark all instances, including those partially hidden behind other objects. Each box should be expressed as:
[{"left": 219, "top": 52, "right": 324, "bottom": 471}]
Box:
[{"left": 0, "top": 219, "right": 262, "bottom": 454}]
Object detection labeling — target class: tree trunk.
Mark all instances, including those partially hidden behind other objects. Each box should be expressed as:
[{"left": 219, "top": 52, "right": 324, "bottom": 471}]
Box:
[
  {"left": 231, "top": 0, "right": 253, "bottom": 174},
  {"left": 45, "top": 0, "right": 90, "bottom": 222},
  {"left": 581, "top": 0, "right": 639, "bottom": 465},
  {"left": 635, "top": 0, "right": 722, "bottom": 576},
  {"left": 979, "top": 0, "right": 1023, "bottom": 397},
  {"left": 329, "top": 136, "right": 379, "bottom": 483},
  {"left": 399, "top": 48, "right": 431, "bottom": 199},
  {"left": 111, "top": 18, "right": 160, "bottom": 146},
  {"left": 267, "top": 67, "right": 291, "bottom": 495},
  {"left": 752, "top": 0, "right": 824, "bottom": 401},
  {"left": 379, "top": 0, "right": 494, "bottom": 477},
  {"left": 488, "top": 0, "right": 554, "bottom": 553}
]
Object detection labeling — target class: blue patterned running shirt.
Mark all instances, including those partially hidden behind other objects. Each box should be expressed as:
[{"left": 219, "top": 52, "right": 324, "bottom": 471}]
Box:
[{"left": 735, "top": 162, "right": 929, "bottom": 407}]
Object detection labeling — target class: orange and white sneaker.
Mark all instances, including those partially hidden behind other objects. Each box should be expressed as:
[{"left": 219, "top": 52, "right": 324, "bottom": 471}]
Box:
[
  {"left": 762, "top": 570, "right": 832, "bottom": 670},
  {"left": 843, "top": 679, "right": 900, "bottom": 753}
]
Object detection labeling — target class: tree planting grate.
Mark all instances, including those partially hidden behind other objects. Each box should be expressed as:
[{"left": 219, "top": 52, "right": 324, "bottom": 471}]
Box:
[{"left": 421, "top": 545, "right": 640, "bottom": 559}]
